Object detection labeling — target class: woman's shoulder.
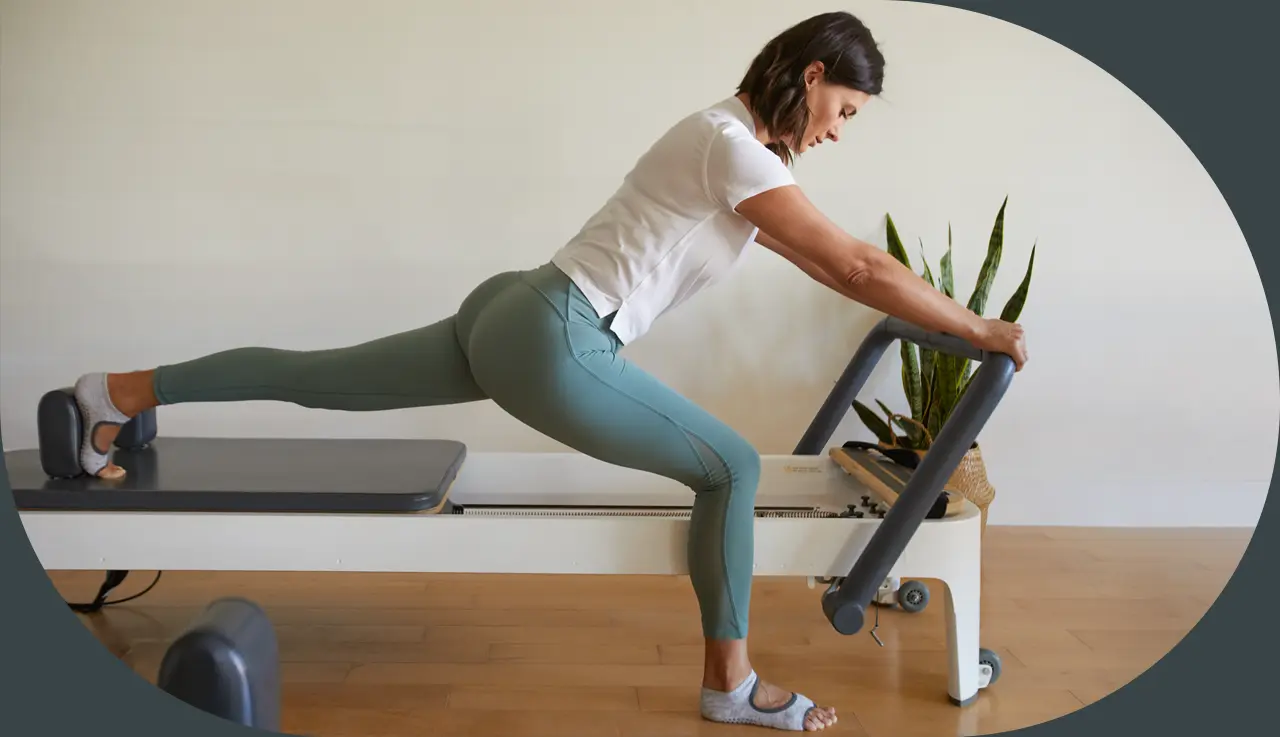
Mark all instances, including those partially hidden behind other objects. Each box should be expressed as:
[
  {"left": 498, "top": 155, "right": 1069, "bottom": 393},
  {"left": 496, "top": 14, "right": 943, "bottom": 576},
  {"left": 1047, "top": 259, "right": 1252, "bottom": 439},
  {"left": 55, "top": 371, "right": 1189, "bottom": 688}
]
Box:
[
  {"left": 670, "top": 96, "right": 759, "bottom": 142},
  {"left": 621, "top": 96, "right": 793, "bottom": 209},
  {"left": 647, "top": 97, "right": 780, "bottom": 168}
]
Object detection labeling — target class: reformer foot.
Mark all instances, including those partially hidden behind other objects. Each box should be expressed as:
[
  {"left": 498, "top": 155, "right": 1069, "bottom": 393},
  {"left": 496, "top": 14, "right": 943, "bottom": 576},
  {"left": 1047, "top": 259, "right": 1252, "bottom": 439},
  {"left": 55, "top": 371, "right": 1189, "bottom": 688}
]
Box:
[{"left": 701, "top": 671, "right": 837, "bottom": 731}]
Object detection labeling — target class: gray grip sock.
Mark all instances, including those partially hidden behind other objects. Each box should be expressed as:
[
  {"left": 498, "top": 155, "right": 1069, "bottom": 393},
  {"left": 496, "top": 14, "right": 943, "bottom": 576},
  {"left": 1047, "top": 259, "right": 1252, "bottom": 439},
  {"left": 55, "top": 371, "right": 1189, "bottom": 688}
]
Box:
[
  {"left": 73, "top": 372, "right": 131, "bottom": 476},
  {"left": 700, "top": 670, "right": 819, "bottom": 731}
]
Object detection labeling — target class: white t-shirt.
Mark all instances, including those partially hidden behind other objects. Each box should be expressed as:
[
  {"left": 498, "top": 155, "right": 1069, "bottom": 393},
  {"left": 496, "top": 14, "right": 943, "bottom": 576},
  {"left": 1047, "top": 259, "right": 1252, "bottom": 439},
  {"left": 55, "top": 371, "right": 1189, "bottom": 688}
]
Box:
[{"left": 550, "top": 96, "right": 797, "bottom": 344}]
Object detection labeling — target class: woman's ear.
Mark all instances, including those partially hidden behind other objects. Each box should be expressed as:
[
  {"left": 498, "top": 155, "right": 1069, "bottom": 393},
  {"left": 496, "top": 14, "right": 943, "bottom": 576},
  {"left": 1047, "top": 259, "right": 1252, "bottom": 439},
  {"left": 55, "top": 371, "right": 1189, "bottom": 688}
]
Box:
[{"left": 804, "top": 60, "right": 826, "bottom": 88}]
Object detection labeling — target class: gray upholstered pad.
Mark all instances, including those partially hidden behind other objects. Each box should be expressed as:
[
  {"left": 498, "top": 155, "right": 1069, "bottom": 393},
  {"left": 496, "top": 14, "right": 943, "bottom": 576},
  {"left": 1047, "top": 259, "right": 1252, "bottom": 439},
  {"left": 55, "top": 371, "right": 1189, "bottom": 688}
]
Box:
[{"left": 5, "top": 437, "right": 466, "bottom": 513}]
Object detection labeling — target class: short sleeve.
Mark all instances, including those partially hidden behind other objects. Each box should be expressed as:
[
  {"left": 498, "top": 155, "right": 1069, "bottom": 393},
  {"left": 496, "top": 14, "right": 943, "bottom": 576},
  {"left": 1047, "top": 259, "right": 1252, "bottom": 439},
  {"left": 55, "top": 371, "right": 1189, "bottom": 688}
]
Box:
[{"left": 704, "top": 125, "right": 796, "bottom": 211}]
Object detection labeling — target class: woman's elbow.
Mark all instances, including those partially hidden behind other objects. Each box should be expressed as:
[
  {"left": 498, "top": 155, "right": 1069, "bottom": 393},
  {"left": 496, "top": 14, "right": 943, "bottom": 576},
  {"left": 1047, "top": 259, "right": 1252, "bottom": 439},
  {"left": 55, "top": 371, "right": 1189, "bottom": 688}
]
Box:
[{"left": 836, "top": 249, "right": 880, "bottom": 292}]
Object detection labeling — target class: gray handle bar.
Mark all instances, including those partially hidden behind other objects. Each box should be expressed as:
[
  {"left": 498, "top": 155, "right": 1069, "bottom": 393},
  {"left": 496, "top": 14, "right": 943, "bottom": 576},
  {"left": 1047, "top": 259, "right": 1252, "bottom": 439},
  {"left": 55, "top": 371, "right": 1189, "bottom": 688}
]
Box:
[
  {"left": 793, "top": 316, "right": 1005, "bottom": 455},
  {"left": 791, "top": 316, "right": 1017, "bottom": 636},
  {"left": 880, "top": 316, "right": 987, "bottom": 361}
]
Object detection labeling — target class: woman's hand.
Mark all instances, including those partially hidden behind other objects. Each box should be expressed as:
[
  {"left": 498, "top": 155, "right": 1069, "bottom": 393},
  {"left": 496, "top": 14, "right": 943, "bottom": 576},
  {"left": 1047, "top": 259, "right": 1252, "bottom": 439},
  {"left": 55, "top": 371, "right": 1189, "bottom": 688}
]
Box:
[{"left": 972, "top": 319, "right": 1028, "bottom": 371}]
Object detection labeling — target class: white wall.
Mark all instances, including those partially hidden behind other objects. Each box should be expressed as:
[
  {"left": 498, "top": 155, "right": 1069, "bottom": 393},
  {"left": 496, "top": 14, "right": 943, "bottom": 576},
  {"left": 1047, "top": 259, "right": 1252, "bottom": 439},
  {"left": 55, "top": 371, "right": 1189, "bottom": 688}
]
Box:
[{"left": 2, "top": 0, "right": 1274, "bottom": 527}]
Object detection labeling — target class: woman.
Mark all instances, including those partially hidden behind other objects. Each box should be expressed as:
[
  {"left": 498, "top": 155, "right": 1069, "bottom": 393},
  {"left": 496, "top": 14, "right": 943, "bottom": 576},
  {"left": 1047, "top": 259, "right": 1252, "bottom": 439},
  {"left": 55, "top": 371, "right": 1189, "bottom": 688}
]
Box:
[{"left": 70, "top": 11, "right": 1026, "bottom": 732}]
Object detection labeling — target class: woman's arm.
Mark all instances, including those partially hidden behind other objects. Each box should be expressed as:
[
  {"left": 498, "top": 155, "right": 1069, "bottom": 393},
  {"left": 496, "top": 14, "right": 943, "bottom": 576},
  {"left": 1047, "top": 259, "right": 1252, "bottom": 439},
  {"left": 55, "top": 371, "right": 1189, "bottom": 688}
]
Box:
[
  {"left": 754, "top": 229, "right": 864, "bottom": 301},
  {"left": 739, "top": 185, "right": 1027, "bottom": 368}
]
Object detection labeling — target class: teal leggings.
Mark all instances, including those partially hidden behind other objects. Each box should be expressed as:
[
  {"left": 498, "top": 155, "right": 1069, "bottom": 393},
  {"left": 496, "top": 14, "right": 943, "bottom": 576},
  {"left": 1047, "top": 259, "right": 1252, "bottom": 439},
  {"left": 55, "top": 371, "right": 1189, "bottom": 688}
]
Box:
[{"left": 152, "top": 261, "right": 761, "bottom": 640}]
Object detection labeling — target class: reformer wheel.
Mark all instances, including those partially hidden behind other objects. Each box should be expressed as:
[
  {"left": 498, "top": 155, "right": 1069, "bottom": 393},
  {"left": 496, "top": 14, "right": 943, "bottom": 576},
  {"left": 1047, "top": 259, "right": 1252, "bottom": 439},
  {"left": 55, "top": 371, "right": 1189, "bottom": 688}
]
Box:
[
  {"left": 896, "top": 579, "right": 930, "bottom": 613},
  {"left": 978, "top": 647, "right": 1002, "bottom": 686}
]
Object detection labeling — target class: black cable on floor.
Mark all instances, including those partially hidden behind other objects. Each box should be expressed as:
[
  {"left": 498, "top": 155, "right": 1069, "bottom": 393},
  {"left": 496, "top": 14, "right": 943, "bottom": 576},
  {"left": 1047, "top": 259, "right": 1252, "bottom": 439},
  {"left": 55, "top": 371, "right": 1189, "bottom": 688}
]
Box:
[{"left": 66, "top": 570, "right": 163, "bottom": 613}]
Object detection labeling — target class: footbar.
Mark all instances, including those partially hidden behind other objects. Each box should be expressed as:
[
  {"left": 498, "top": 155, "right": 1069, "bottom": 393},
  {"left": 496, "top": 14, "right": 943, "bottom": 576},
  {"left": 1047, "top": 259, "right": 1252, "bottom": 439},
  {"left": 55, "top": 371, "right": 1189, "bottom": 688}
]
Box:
[{"left": 793, "top": 316, "right": 1016, "bottom": 635}]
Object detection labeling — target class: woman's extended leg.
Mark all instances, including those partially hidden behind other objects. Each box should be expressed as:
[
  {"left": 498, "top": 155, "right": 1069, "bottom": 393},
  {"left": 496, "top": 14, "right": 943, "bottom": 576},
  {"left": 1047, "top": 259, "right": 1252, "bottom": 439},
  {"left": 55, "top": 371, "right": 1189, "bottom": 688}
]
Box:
[
  {"left": 454, "top": 263, "right": 837, "bottom": 731},
  {"left": 74, "top": 273, "right": 521, "bottom": 478}
]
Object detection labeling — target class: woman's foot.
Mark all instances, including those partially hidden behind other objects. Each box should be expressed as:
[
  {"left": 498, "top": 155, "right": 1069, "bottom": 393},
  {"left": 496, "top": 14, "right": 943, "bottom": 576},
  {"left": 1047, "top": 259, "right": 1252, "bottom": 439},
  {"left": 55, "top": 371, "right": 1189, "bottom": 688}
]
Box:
[
  {"left": 701, "top": 671, "right": 838, "bottom": 731},
  {"left": 701, "top": 639, "right": 837, "bottom": 731},
  {"left": 72, "top": 370, "right": 157, "bottom": 480}
]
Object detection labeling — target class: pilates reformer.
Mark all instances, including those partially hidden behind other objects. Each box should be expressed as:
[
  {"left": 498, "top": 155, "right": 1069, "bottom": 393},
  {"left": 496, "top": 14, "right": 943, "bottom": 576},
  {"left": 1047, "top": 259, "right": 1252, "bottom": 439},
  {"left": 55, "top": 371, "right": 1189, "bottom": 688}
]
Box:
[{"left": 6, "top": 316, "right": 1016, "bottom": 706}]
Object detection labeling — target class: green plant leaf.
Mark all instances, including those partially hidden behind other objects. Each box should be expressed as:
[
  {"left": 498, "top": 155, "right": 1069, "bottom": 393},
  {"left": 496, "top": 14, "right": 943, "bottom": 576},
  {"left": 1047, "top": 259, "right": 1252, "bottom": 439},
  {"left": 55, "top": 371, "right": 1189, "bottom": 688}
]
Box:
[
  {"left": 919, "top": 344, "right": 937, "bottom": 419},
  {"left": 852, "top": 399, "right": 894, "bottom": 445},
  {"left": 868, "top": 197, "right": 1025, "bottom": 454},
  {"left": 966, "top": 196, "right": 1007, "bottom": 317},
  {"left": 957, "top": 239, "right": 1032, "bottom": 406},
  {"left": 921, "top": 359, "right": 942, "bottom": 444},
  {"left": 874, "top": 399, "right": 893, "bottom": 420},
  {"left": 935, "top": 343, "right": 965, "bottom": 430},
  {"left": 919, "top": 220, "right": 960, "bottom": 417},
  {"left": 872, "top": 399, "right": 907, "bottom": 447},
  {"left": 940, "top": 222, "right": 955, "bottom": 299},
  {"left": 901, "top": 340, "right": 922, "bottom": 423},
  {"left": 956, "top": 368, "right": 976, "bottom": 406},
  {"left": 999, "top": 241, "right": 1036, "bottom": 323},
  {"left": 918, "top": 238, "right": 936, "bottom": 289},
  {"left": 885, "top": 214, "right": 911, "bottom": 269},
  {"left": 891, "top": 413, "right": 925, "bottom": 449},
  {"left": 886, "top": 216, "right": 923, "bottom": 428},
  {"left": 951, "top": 197, "right": 1008, "bottom": 387}
]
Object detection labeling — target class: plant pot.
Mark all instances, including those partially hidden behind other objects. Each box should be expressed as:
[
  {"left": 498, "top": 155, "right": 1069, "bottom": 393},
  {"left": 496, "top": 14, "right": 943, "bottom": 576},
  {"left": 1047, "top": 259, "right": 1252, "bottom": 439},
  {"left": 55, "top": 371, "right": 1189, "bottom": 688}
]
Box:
[
  {"left": 945, "top": 443, "right": 996, "bottom": 536},
  {"left": 879, "top": 418, "right": 997, "bottom": 536}
]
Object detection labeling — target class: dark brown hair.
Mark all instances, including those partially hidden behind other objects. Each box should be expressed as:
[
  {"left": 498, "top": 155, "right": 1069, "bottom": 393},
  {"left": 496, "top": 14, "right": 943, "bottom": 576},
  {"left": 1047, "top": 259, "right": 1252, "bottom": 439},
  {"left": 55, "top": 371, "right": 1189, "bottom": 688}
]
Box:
[{"left": 737, "top": 11, "right": 885, "bottom": 165}]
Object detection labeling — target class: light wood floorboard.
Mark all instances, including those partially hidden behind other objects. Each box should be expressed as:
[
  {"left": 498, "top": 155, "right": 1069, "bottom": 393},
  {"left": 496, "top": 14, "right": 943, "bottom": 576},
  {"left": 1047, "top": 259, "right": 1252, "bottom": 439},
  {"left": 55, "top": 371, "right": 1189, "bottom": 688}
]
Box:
[{"left": 48, "top": 525, "right": 1253, "bottom": 736}]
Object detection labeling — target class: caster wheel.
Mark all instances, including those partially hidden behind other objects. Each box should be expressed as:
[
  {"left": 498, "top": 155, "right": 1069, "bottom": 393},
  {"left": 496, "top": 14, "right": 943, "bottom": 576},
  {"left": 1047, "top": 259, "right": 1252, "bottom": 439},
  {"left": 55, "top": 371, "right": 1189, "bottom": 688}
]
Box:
[
  {"left": 978, "top": 648, "right": 1002, "bottom": 687},
  {"left": 896, "top": 580, "right": 930, "bottom": 613}
]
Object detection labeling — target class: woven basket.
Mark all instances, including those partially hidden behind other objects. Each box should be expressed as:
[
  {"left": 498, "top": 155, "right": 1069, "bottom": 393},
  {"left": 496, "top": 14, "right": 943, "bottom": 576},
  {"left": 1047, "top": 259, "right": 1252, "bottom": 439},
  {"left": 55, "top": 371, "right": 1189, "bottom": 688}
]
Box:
[{"left": 881, "top": 415, "right": 997, "bottom": 536}]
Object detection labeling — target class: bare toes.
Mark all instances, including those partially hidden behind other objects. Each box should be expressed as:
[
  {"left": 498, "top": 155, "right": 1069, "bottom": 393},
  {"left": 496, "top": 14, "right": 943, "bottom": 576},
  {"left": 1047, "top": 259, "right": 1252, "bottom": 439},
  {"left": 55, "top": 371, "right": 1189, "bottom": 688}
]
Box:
[
  {"left": 97, "top": 463, "right": 126, "bottom": 480},
  {"left": 805, "top": 707, "right": 837, "bottom": 730}
]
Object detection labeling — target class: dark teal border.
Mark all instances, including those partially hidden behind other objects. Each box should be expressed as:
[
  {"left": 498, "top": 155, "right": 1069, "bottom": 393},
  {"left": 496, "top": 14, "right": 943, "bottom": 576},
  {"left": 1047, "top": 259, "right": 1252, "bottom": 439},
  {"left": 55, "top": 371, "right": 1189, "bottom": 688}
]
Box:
[{"left": 2, "top": 1, "right": 1274, "bottom": 734}]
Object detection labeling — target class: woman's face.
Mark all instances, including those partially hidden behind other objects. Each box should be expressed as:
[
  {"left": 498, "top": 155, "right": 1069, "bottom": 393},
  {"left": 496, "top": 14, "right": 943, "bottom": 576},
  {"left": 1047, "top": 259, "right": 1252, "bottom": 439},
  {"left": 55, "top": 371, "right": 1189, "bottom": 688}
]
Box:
[{"left": 793, "top": 63, "right": 870, "bottom": 153}]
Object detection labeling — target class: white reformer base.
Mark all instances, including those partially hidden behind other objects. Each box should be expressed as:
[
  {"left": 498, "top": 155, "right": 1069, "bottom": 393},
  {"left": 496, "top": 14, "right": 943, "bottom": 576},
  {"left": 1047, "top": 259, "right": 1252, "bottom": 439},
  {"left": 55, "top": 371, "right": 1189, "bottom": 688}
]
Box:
[{"left": 18, "top": 449, "right": 988, "bottom": 706}]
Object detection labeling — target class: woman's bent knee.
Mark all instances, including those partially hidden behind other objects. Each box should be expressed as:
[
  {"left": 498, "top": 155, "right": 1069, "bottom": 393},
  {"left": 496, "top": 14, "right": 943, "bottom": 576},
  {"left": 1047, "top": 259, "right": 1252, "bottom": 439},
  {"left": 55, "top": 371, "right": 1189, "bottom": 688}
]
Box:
[{"left": 691, "top": 433, "right": 761, "bottom": 500}]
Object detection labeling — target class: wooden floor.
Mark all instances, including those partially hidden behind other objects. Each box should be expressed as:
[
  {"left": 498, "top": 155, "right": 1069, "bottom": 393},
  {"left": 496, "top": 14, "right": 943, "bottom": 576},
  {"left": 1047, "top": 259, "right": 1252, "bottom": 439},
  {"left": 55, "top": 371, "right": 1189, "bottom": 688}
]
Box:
[{"left": 49, "top": 526, "right": 1252, "bottom": 737}]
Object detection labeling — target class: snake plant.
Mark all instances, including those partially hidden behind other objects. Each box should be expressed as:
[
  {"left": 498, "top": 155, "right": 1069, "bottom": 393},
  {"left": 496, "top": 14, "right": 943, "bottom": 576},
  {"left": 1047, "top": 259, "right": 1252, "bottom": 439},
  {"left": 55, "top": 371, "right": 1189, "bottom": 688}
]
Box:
[{"left": 853, "top": 196, "right": 1035, "bottom": 451}]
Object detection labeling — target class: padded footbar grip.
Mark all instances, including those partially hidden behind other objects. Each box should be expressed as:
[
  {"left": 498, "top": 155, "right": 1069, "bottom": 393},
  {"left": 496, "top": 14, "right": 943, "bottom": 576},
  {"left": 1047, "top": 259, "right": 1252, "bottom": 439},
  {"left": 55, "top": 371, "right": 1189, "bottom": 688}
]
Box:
[
  {"left": 117, "top": 406, "right": 157, "bottom": 449},
  {"left": 36, "top": 387, "right": 158, "bottom": 478},
  {"left": 788, "top": 316, "right": 1016, "bottom": 635},
  {"left": 37, "top": 389, "right": 83, "bottom": 479}
]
